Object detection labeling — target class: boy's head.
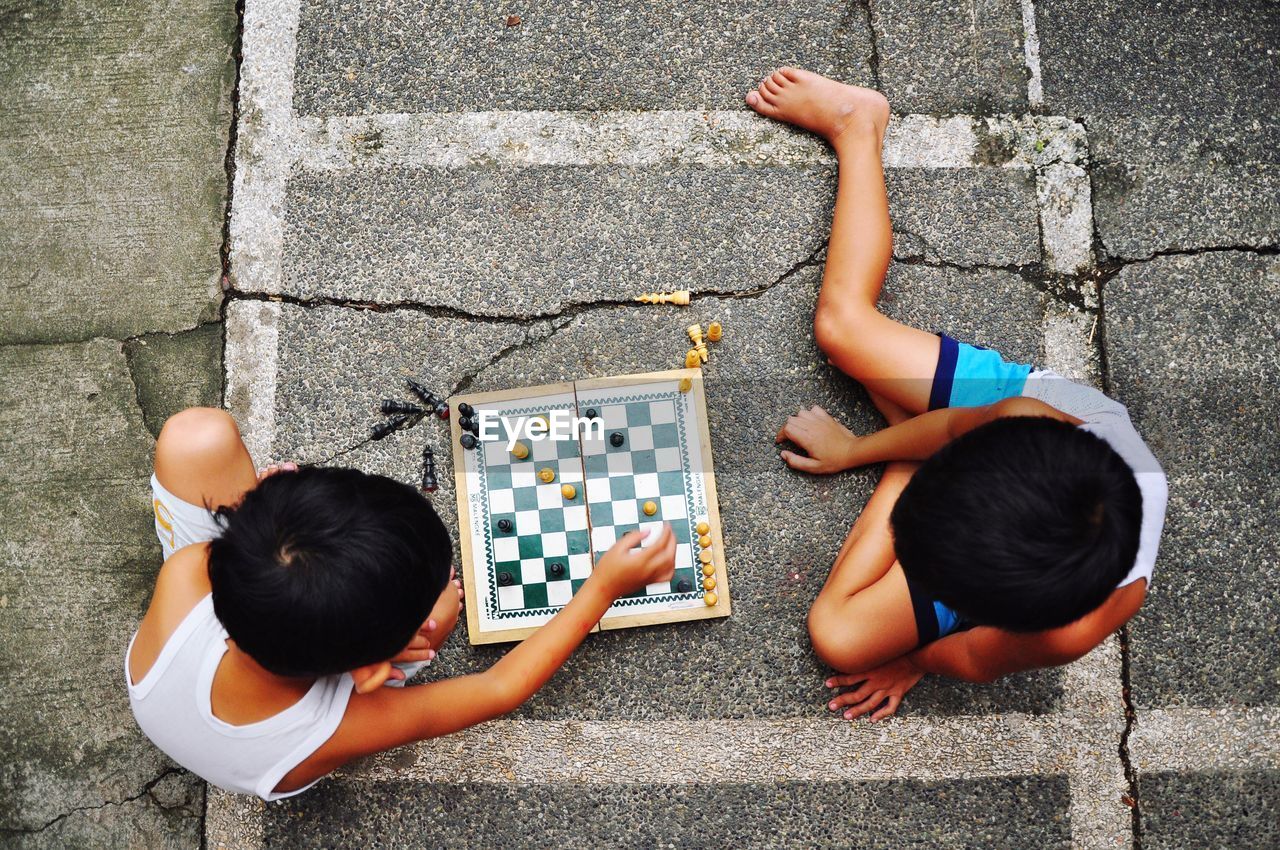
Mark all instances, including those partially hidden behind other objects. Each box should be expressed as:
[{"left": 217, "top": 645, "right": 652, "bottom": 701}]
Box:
[
  {"left": 208, "top": 467, "right": 451, "bottom": 677},
  {"left": 890, "top": 416, "right": 1142, "bottom": 632}
]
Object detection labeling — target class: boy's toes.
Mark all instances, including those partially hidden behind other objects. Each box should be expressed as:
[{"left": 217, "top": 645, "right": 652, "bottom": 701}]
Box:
[{"left": 746, "top": 89, "right": 777, "bottom": 116}]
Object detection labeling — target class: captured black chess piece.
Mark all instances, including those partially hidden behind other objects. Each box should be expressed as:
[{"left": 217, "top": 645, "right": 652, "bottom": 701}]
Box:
[
  {"left": 420, "top": 446, "right": 438, "bottom": 493},
  {"left": 382, "top": 399, "right": 424, "bottom": 416},
  {"left": 371, "top": 413, "right": 412, "bottom": 440},
  {"left": 406, "top": 378, "right": 437, "bottom": 408}
]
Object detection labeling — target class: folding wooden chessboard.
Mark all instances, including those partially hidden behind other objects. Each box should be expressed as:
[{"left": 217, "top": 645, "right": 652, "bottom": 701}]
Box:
[{"left": 449, "top": 369, "right": 730, "bottom": 644}]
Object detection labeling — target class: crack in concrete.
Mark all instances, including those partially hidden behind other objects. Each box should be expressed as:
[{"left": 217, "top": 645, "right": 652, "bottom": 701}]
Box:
[
  {"left": 218, "top": 0, "right": 248, "bottom": 288},
  {"left": 222, "top": 243, "right": 826, "bottom": 328},
  {"left": 1092, "top": 261, "right": 1141, "bottom": 844},
  {"left": 310, "top": 317, "right": 573, "bottom": 466},
  {"left": 858, "top": 0, "right": 883, "bottom": 91},
  {"left": 1117, "top": 625, "right": 1145, "bottom": 847},
  {"left": 1107, "top": 242, "right": 1280, "bottom": 267},
  {"left": 1, "top": 768, "right": 186, "bottom": 837},
  {"left": 294, "top": 244, "right": 824, "bottom": 466},
  {"left": 223, "top": 243, "right": 826, "bottom": 327}
]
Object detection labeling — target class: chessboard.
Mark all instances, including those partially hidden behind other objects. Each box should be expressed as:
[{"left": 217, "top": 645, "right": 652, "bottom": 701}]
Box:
[{"left": 449, "top": 369, "right": 730, "bottom": 644}]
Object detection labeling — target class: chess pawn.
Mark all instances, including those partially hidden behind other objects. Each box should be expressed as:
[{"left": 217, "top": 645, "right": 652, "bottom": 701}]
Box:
[
  {"left": 684, "top": 349, "right": 701, "bottom": 369},
  {"left": 635, "top": 290, "right": 690, "bottom": 306},
  {"left": 707, "top": 321, "right": 723, "bottom": 343}
]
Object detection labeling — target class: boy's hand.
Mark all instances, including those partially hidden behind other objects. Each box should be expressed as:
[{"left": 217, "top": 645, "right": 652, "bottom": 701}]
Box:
[
  {"left": 389, "top": 567, "right": 464, "bottom": 673},
  {"left": 776, "top": 406, "right": 861, "bottom": 473},
  {"left": 590, "top": 526, "right": 677, "bottom": 599},
  {"left": 256, "top": 461, "right": 298, "bottom": 480},
  {"left": 826, "top": 657, "right": 924, "bottom": 722}
]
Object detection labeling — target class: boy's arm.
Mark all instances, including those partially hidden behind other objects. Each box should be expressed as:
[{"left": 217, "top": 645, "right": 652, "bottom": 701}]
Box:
[
  {"left": 909, "top": 579, "right": 1148, "bottom": 683},
  {"left": 829, "top": 579, "right": 1148, "bottom": 721},
  {"left": 282, "top": 527, "right": 676, "bottom": 787},
  {"left": 778, "top": 397, "right": 1080, "bottom": 473}
]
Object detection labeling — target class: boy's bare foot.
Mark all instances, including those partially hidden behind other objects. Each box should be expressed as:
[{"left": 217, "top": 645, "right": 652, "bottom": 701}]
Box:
[{"left": 745, "top": 68, "right": 889, "bottom": 148}]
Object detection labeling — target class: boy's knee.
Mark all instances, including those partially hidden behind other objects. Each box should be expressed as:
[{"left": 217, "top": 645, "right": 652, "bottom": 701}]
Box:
[
  {"left": 157, "top": 408, "right": 242, "bottom": 466},
  {"left": 807, "top": 599, "right": 875, "bottom": 673}
]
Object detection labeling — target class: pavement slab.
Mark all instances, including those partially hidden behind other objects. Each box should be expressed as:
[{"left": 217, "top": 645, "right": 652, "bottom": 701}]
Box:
[
  {"left": 258, "top": 776, "right": 1073, "bottom": 848},
  {"left": 1103, "top": 251, "right": 1280, "bottom": 708},
  {"left": 1138, "top": 770, "right": 1280, "bottom": 850},
  {"left": 273, "top": 164, "right": 1039, "bottom": 309},
  {"left": 871, "top": 0, "right": 1029, "bottom": 115},
  {"left": 252, "top": 261, "right": 1062, "bottom": 719},
  {"left": 1034, "top": 0, "right": 1280, "bottom": 259},
  {"left": 292, "top": 0, "right": 874, "bottom": 115},
  {"left": 0, "top": 341, "right": 191, "bottom": 838},
  {"left": 0, "top": 0, "right": 236, "bottom": 344}
]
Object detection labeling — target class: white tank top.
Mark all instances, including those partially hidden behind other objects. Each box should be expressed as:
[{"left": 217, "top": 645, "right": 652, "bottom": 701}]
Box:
[{"left": 125, "top": 594, "right": 353, "bottom": 800}]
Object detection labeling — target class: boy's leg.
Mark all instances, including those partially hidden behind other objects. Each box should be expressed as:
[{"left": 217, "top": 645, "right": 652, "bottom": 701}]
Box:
[
  {"left": 154, "top": 408, "right": 258, "bottom": 511},
  {"left": 747, "top": 69, "right": 940, "bottom": 415}
]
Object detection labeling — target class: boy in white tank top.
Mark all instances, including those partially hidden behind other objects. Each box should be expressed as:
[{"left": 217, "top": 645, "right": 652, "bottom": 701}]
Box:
[
  {"left": 126, "top": 407, "right": 677, "bottom": 799},
  {"left": 745, "top": 68, "right": 1167, "bottom": 721}
]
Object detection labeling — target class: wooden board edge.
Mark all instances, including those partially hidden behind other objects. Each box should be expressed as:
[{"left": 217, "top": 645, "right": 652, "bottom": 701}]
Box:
[
  {"left": 572, "top": 367, "right": 700, "bottom": 394},
  {"left": 597, "top": 601, "right": 728, "bottom": 631},
  {"left": 691, "top": 368, "right": 732, "bottom": 617}
]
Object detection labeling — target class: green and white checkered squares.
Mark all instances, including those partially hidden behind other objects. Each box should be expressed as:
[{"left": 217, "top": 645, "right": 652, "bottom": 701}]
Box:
[{"left": 474, "top": 390, "right": 702, "bottom": 619}]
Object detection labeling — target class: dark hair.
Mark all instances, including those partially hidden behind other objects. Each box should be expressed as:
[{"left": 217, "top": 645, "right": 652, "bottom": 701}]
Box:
[
  {"left": 208, "top": 467, "right": 451, "bottom": 676},
  {"left": 890, "top": 416, "right": 1142, "bottom": 632}
]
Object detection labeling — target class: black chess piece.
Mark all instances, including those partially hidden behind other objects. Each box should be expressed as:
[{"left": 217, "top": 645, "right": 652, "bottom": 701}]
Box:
[
  {"left": 676, "top": 579, "right": 692, "bottom": 592},
  {"left": 497, "top": 571, "right": 514, "bottom": 587},
  {"left": 609, "top": 432, "right": 625, "bottom": 447},
  {"left": 382, "top": 399, "right": 424, "bottom": 416},
  {"left": 497, "top": 518, "right": 513, "bottom": 533},
  {"left": 460, "top": 433, "right": 477, "bottom": 450},
  {"left": 371, "top": 414, "right": 411, "bottom": 440},
  {"left": 406, "top": 378, "right": 437, "bottom": 408},
  {"left": 420, "top": 446, "right": 438, "bottom": 493},
  {"left": 549, "top": 562, "right": 566, "bottom": 578}
]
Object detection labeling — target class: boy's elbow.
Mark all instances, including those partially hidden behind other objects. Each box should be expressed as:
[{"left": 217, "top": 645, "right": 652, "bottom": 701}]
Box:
[{"left": 483, "top": 668, "right": 533, "bottom": 717}]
